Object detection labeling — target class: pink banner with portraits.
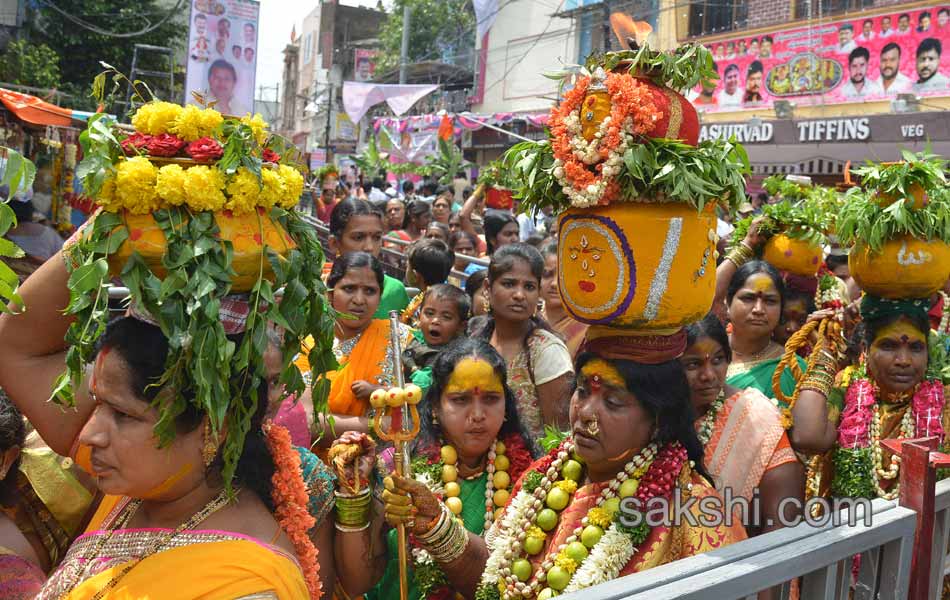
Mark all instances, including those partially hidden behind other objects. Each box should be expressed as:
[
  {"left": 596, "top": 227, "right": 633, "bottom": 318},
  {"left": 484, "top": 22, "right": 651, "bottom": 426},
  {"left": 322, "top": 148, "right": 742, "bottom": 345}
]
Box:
[{"left": 692, "top": 6, "right": 950, "bottom": 112}]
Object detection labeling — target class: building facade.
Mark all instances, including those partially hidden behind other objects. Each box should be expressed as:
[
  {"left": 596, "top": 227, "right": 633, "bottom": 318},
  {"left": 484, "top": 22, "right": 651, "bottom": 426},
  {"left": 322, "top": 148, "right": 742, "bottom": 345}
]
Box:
[{"left": 669, "top": 0, "right": 950, "bottom": 183}]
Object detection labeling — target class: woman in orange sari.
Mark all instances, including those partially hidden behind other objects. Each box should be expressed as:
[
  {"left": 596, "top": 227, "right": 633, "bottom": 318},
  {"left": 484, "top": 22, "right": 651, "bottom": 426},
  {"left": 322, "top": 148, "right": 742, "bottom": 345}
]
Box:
[
  {"left": 377, "top": 351, "right": 746, "bottom": 598},
  {"left": 682, "top": 314, "right": 804, "bottom": 536},
  {"left": 298, "top": 252, "right": 412, "bottom": 443}
]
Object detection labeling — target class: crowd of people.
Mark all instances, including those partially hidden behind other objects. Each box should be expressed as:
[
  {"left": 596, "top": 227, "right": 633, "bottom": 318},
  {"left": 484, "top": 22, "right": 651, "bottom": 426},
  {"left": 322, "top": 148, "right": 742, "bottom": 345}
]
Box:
[{"left": 1, "top": 161, "right": 947, "bottom": 599}]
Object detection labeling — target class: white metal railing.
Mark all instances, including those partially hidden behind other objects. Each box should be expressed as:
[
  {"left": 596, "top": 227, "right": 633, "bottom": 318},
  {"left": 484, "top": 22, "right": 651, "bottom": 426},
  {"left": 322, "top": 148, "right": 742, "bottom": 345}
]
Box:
[
  {"left": 566, "top": 498, "right": 916, "bottom": 600},
  {"left": 931, "top": 477, "right": 950, "bottom": 600}
]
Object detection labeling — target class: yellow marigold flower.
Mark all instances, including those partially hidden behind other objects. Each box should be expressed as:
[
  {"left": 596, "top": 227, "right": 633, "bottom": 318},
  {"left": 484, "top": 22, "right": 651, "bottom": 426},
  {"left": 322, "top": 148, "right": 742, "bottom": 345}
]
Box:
[
  {"left": 277, "top": 165, "right": 304, "bottom": 209},
  {"left": 525, "top": 525, "right": 544, "bottom": 540},
  {"left": 114, "top": 157, "right": 159, "bottom": 215},
  {"left": 172, "top": 105, "right": 223, "bottom": 141},
  {"left": 225, "top": 167, "right": 262, "bottom": 215},
  {"left": 587, "top": 507, "right": 613, "bottom": 529},
  {"left": 241, "top": 113, "right": 269, "bottom": 145},
  {"left": 553, "top": 554, "right": 578, "bottom": 575},
  {"left": 96, "top": 177, "right": 121, "bottom": 212},
  {"left": 259, "top": 167, "right": 285, "bottom": 209},
  {"left": 155, "top": 165, "right": 188, "bottom": 206},
  {"left": 183, "top": 165, "right": 226, "bottom": 212},
  {"left": 132, "top": 101, "right": 182, "bottom": 136},
  {"left": 555, "top": 480, "right": 578, "bottom": 495}
]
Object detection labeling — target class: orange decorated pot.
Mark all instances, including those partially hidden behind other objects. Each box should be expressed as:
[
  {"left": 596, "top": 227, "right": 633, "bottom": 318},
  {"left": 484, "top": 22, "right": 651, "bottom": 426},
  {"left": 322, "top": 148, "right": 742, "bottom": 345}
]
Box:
[
  {"left": 761, "top": 234, "right": 823, "bottom": 277},
  {"left": 849, "top": 236, "right": 950, "bottom": 299},
  {"left": 580, "top": 77, "right": 699, "bottom": 146},
  {"left": 557, "top": 202, "right": 716, "bottom": 332},
  {"left": 109, "top": 208, "right": 296, "bottom": 292}
]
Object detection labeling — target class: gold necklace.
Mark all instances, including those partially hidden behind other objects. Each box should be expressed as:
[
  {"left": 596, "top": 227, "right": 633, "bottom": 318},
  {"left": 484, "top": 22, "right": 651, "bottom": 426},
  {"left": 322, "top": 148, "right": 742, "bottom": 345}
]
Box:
[
  {"left": 63, "top": 489, "right": 233, "bottom": 599},
  {"left": 732, "top": 339, "right": 776, "bottom": 363}
]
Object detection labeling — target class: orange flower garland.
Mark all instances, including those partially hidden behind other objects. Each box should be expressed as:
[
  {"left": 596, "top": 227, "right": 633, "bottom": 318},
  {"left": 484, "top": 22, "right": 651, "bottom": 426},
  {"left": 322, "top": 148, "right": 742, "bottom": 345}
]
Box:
[
  {"left": 264, "top": 421, "right": 322, "bottom": 599},
  {"left": 549, "top": 70, "right": 662, "bottom": 207}
]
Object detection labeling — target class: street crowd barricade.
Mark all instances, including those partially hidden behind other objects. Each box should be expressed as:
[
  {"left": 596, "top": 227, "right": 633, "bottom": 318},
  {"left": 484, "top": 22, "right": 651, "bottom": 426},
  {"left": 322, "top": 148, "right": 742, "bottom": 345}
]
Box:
[{"left": 567, "top": 436, "right": 950, "bottom": 600}]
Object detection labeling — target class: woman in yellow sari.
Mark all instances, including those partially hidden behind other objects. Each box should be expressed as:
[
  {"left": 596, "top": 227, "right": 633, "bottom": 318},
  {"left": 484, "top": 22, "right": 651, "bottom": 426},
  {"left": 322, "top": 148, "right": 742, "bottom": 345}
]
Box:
[
  {"left": 377, "top": 351, "right": 746, "bottom": 598},
  {"left": 297, "top": 252, "right": 412, "bottom": 444},
  {"left": 0, "top": 255, "right": 311, "bottom": 599}
]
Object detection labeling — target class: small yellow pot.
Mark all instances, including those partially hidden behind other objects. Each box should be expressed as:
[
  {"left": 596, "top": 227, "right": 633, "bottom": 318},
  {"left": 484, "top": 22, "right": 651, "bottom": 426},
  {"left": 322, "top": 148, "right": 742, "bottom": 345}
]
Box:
[
  {"left": 762, "top": 234, "right": 823, "bottom": 277},
  {"left": 874, "top": 180, "right": 927, "bottom": 210},
  {"left": 849, "top": 235, "right": 950, "bottom": 299},
  {"left": 557, "top": 201, "right": 717, "bottom": 333},
  {"left": 108, "top": 208, "right": 296, "bottom": 292}
]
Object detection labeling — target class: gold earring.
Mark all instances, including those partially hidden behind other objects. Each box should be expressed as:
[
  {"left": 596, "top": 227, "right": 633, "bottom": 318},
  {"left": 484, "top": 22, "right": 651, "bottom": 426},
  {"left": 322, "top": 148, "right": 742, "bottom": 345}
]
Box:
[
  {"left": 482, "top": 294, "right": 491, "bottom": 314},
  {"left": 202, "top": 420, "right": 218, "bottom": 467}
]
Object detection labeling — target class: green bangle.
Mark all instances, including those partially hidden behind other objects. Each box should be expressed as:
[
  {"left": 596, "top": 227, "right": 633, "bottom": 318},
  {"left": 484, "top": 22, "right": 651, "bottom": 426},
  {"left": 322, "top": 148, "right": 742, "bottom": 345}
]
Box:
[{"left": 335, "top": 488, "right": 372, "bottom": 528}]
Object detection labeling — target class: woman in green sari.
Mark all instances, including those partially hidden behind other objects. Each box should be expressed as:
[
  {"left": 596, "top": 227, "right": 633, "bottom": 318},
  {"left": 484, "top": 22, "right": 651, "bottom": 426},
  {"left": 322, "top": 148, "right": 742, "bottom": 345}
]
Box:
[
  {"left": 724, "top": 261, "right": 805, "bottom": 405},
  {"left": 330, "top": 338, "right": 532, "bottom": 600}
]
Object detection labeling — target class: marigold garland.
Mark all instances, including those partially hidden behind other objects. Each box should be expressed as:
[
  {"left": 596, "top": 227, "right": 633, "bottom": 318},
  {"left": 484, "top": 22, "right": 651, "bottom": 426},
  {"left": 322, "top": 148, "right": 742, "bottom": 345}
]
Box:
[
  {"left": 548, "top": 71, "right": 661, "bottom": 207},
  {"left": 264, "top": 421, "right": 322, "bottom": 599}
]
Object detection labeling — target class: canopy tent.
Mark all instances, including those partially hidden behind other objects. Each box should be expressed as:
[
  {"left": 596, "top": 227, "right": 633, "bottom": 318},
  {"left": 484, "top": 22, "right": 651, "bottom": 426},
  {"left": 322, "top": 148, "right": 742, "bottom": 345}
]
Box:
[{"left": 0, "top": 88, "right": 98, "bottom": 127}]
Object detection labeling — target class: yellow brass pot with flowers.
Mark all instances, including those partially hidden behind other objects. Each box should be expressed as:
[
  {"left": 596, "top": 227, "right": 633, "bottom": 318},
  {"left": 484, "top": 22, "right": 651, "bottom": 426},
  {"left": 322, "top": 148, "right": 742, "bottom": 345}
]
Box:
[
  {"left": 85, "top": 102, "right": 304, "bottom": 292},
  {"left": 504, "top": 44, "right": 748, "bottom": 335}
]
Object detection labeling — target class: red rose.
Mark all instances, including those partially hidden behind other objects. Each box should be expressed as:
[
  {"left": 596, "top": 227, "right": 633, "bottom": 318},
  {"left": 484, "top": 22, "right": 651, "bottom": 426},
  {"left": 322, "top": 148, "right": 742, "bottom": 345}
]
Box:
[
  {"left": 146, "top": 133, "right": 186, "bottom": 157},
  {"left": 262, "top": 148, "right": 281, "bottom": 163},
  {"left": 186, "top": 137, "right": 224, "bottom": 162},
  {"left": 121, "top": 132, "right": 152, "bottom": 156}
]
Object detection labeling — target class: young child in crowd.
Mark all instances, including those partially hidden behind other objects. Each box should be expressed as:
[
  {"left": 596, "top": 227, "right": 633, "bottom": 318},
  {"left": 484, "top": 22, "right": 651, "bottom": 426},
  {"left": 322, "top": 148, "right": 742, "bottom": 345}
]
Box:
[
  {"left": 327, "top": 197, "right": 410, "bottom": 319},
  {"left": 402, "top": 284, "right": 471, "bottom": 391},
  {"left": 401, "top": 238, "right": 455, "bottom": 325}
]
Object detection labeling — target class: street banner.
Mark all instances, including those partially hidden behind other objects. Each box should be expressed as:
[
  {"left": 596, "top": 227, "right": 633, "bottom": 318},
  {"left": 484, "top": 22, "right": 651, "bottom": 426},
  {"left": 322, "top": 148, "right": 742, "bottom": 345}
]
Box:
[
  {"left": 691, "top": 6, "right": 950, "bottom": 112},
  {"left": 185, "top": 0, "right": 260, "bottom": 117}
]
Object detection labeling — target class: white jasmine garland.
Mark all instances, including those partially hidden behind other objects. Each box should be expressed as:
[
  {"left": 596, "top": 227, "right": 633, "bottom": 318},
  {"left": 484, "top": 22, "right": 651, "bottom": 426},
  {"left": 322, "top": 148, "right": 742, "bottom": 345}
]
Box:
[
  {"left": 481, "top": 487, "right": 533, "bottom": 588},
  {"left": 562, "top": 523, "right": 635, "bottom": 593}
]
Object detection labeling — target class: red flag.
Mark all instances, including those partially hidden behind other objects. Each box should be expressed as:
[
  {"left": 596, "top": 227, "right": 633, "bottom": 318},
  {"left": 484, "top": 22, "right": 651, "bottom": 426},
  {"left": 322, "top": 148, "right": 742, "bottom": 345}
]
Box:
[{"left": 438, "top": 115, "right": 454, "bottom": 141}]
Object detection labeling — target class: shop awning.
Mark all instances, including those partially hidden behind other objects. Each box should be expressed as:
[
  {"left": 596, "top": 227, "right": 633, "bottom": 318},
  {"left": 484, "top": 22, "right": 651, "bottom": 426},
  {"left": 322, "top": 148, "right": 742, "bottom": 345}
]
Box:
[{"left": 0, "top": 88, "right": 76, "bottom": 127}]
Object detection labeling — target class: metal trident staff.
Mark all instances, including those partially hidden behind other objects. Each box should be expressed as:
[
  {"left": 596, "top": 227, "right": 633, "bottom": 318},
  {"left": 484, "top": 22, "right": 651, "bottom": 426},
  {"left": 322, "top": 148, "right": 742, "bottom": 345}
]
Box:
[{"left": 373, "top": 311, "right": 420, "bottom": 600}]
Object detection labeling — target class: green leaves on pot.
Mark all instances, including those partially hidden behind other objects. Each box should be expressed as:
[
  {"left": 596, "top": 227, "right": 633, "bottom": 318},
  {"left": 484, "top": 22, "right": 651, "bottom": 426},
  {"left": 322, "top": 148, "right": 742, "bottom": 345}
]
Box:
[
  {"left": 502, "top": 136, "right": 749, "bottom": 216},
  {"left": 836, "top": 186, "right": 950, "bottom": 252},
  {"left": 850, "top": 149, "right": 947, "bottom": 200},
  {"left": 54, "top": 207, "right": 337, "bottom": 493},
  {"left": 584, "top": 43, "right": 718, "bottom": 92},
  {"left": 732, "top": 197, "right": 829, "bottom": 249}
]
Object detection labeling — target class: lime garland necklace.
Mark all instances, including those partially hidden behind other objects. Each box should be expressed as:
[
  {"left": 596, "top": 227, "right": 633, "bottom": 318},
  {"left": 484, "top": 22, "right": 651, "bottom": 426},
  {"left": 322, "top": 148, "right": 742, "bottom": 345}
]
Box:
[
  {"left": 477, "top": 439, "right": 689, "bottom": 599},
  {"left": 696, "top": 391, "right": 726, "bottom": 446}
]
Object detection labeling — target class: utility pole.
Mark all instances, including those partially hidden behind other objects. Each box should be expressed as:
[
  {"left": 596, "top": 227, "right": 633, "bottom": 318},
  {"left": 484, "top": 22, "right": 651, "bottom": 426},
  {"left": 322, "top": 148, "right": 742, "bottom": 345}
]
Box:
[
  {"left": 399, "top": 5, "right": 411, "bottom": 84},
  {"left": 325, "top": 83, "right": 333, "bottom": 158}
]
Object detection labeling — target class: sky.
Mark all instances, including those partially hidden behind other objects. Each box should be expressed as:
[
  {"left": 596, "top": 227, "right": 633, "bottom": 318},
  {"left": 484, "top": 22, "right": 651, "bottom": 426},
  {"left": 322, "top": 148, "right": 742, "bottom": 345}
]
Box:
[{"left": 254, "top": 0, "right": 385, "bottom": 100}]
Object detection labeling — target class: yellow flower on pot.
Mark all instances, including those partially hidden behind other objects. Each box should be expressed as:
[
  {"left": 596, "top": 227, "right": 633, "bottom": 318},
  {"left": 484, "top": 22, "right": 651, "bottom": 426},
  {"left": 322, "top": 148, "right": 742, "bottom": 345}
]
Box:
[
  {"left": 183, "top": 165, "right": 226, "bottom": 212},
  {"left": 156, "top": 164, "right": 188, "bottom": 206},
  {"left": 259, "top": 168, "right": 285, "bottom": 209},
  {"left": 131, "top": 101, "right": 183, "bottom": 136},
  {"left": 278, "top": 164, "right": 304, "bottom": 209},
  {"left": 241, "top": 113, "right": 269, "bottom": 146},
  {"left": 225, "top": 167, "right": 262, "bottom": 215},
  {"left": 172, "top": 105, "right": 224, "bottom": 141},
  {"left": 115, "top": 156, "right": 160, "bottom": 215}
]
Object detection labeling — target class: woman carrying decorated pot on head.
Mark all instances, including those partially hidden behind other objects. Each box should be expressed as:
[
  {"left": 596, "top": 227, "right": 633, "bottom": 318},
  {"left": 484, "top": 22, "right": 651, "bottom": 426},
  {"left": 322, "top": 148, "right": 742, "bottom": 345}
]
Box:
[
  {"left": 0, "top": 100, "right": 334, "bottom": 598},
  {"left": 790, "top": 153, "right": 950, "bottom": 501},
  {"left": 354, "top": 41, "right": 753, "bottom": 598},
  {"left": 330, "top": 338, "right": 533, "bottom": 600}
]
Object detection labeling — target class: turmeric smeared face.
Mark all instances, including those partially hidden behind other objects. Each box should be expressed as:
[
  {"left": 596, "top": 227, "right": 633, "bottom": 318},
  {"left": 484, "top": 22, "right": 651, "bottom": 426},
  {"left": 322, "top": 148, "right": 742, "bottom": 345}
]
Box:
[
  {"left": 729, "top": 272, "right": 782, "bottom": 337},
  {"left": 439, "top": 358, "right": 506, "bottom": 463},
  {"left": 867, "top": 318, "right": 928, "bottom": 395},
  {"left": 680, "top": 336, "right": 729, "bottom": 407}
]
